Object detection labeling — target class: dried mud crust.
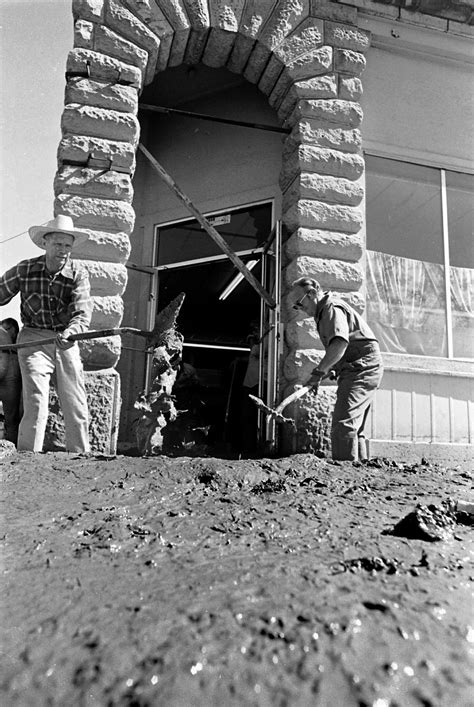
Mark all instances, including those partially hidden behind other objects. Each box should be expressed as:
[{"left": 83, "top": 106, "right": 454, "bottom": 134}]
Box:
[{"left": 0, "top": 453, "right": 473, "bottom": 706}]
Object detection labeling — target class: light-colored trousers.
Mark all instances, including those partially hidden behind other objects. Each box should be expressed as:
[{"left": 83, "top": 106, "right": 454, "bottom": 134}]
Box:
[{"left": 17, "top": 327, "right": 90, "bottom": 453}]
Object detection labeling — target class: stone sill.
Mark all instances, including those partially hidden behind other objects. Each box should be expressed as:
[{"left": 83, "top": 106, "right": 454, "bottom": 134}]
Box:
[{"left": 381, "top": 352, "right": 474, "bottom": 378}]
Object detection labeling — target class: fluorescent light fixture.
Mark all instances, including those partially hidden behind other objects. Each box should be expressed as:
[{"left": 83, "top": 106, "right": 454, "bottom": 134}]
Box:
[{"left": 218, "top": 259, "right": 258, "bottom": 301}]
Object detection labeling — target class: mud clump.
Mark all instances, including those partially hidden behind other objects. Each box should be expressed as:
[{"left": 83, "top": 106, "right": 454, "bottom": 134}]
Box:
[{"left": 385, "top": 502, "right": 459, "bottom": 542}]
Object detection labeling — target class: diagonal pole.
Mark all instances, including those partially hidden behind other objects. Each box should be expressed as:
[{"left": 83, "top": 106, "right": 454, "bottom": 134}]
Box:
[{"left": 137, "top": 142, "right": 276, "bottom": 309}]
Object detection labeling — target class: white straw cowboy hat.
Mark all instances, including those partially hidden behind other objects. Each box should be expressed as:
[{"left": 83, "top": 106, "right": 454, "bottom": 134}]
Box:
[{"left": 28, "top": 214, "right": 89, "bottom": 249}]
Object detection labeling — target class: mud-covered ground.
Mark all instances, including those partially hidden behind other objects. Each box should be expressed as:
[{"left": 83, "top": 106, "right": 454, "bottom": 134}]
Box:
[{"left": 0, "top": 449, "right": 473, "bottom": 706}]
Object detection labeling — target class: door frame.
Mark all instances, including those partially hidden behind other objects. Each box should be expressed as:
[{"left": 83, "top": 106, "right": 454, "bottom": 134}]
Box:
[{"left": 148, "top": 199, "right": 281, "bottom": 452}]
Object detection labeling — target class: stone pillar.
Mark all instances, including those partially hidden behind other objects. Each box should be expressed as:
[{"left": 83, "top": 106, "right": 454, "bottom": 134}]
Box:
[
  {"left": 48, "top": 0, "right": 161, "bottom": 452},
  {"left": 274, "top": 3, "right": 370, "bottom": 454}
]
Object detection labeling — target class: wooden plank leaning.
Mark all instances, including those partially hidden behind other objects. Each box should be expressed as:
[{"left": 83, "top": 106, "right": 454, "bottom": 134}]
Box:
[{"left": 137, "top": 142, "right": 276, "bottom": 309}]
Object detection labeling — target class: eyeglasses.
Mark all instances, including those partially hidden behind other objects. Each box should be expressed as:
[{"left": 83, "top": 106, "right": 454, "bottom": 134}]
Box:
[{"left": 293, "top": 291, "right": 311, "bottom": 311}]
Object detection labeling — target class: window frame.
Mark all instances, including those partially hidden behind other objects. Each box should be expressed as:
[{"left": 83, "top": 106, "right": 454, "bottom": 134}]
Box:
[{"left": 364, "top": 152, "right": 473, "bottom": 361}]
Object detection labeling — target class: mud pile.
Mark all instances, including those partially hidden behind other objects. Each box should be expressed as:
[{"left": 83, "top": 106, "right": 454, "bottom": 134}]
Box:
[{"left": 1, "top": 452, "right": 472, "bottom": 706}]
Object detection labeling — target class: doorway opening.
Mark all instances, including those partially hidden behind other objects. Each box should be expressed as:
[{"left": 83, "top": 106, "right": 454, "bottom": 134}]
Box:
[{"left": 151, "top": 201, "right": 280, "bottom": 456}]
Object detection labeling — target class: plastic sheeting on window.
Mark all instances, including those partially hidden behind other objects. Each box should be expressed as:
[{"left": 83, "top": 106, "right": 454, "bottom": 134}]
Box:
[{"left": 366, "top": 250, "right": 473, "bottom": 359}]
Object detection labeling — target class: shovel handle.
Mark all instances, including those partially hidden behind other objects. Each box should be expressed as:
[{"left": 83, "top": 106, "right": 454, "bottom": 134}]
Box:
[{"left": 0, "top": 327, "right": 149, "bottom": 352}]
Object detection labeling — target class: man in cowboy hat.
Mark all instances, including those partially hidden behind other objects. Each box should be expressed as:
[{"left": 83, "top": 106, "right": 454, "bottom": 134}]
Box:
[
  {"left": 0, "top": 214, "right": 92, "bottom": 452},
  {"left": 291, "top": 277, "right": 384, "bottom": 462}
]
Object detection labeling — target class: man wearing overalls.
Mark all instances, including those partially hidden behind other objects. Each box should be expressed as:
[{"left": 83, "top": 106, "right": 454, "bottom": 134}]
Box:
[{"left": 292, "top": 277, "right": 384, "bottom": 461}]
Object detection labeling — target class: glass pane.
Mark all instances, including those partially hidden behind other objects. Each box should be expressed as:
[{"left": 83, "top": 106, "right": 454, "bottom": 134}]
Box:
[
  {"left": 156, "top": 202, "right": 272, "bottom": 265},
  {"left": 446, "top": 172, "right": 474, "bottom": 359},
  {"left": 366, "top": 156, "right": 443, "bottom": 263},
  {"left": 366, "top": 250, "right": 447, "bottom": 357},
  {"left": 450, "top": 265, "right": 474, "bottom": 359},
  {"left": 446, "top": 171, "right": 474, "bottom": 269}
]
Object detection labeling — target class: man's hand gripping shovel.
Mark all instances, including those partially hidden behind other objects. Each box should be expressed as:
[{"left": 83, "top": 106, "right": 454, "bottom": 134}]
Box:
[{"left": 249, "top": 370, "right": 327, "bottom": 426}]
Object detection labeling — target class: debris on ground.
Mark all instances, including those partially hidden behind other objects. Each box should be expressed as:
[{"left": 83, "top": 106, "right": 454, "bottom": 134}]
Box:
[{"left": 1, "top": 453, "right": 472, "bottom": 705}]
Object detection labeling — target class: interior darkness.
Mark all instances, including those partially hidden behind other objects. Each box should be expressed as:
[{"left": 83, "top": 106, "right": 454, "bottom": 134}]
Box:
[{"left": 156, "top": 203, "right": 272, "bottom": 455}]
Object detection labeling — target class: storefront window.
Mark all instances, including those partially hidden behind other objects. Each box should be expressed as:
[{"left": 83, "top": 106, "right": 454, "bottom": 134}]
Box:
[
  {"left": 446, "top": 171, "right": 474, "bottom": 359},
  {"left": 365, "top": 156, "right": 473, "bottom": 360}
]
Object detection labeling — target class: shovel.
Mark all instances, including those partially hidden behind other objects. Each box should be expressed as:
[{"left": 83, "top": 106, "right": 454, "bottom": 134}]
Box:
[
  {"left": 249, "top": 384, "right": 314, "bottom": 426},
  {"left": 0, "top": 293, "right": 186, "bottom": 352},
  {"left": 0, "top": 326, "right": 151, "bottom": 352}
]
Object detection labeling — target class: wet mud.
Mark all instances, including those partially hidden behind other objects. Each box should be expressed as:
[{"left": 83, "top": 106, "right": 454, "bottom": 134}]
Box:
[{"left": 0, "top": 451, "right": 473, "bottom": 706}]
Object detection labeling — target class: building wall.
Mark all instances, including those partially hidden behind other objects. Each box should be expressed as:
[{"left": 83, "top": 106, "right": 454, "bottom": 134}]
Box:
[{"left": 360, "top": 22, "right": 474, "bottom": 460}]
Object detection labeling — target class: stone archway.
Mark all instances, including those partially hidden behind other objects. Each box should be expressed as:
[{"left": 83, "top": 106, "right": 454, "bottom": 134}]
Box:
[{"left": 56, "top": 0, "right": 370, "bottom": 453}]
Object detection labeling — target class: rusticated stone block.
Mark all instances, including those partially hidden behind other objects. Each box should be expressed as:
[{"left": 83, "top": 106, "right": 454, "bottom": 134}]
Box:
[
  {"left": 274, "top": 74, "right": 338, "bottom": 115},
  {"left": 225, "top": 0, "right": 275, "bottom": 72},
  {"left": 284, "top": 199, "right": 363, "bottom": 234},
  {"left": 56, "top": 194, "right": 135, "bottom": 234},
  {"left": 283, "top": 172, "right": 364, "bottom": 210},
  {"left": 286, "top": 120, "right": 361, "bottom": 153},
  {"left": 68, "top": 229, "right": 131, "bottom": 263},
  {"left": 225, "top": 33, "right": 255, "bottom": 74},
  {"left": 209, "top": 0, "right": 245, "bottom": 30},
  {"left": 283, "top": 346, "right": 323, "bottom": 379},
  {"left": 202, "top": 27, "right": 238, "bottom": 68},
  {"left": 58, "top": 134, "right": 136, "bottom": 173},
  {"left": 289, "top": 98, "right": 363, "bottom": 127},
  {"left": 45, "top": 369, "right": 121, "bottom": 454},
  {"left": 183, "top": 0, "right": 210, "bottom": 27},
  {"left": 73, "top": 259, "right": 128, "bottom": 296},
  {"left": 66, "top": 77, "right": 138, "bottom": 113},
  {"left": 106, "top": 0, "right": 161, "bottom": 82},
  {"left": 62, "top": 105, "right": 140, "bottom": 145},
  {"left": 284, "top": 254, "right": 363, "bottom": 289},
  {"left": 74, "top": 21, "right": 149, "bottom": 76},
  {"left": 285, "top": 227, "right": 363, "bottom": 261},
  {"left": 180, "top": 1, "right": 210, "bottom": 64},
  {"left": 73, "top": 0, "right": 105, "bottom": 21},
  {"left": 334, "top": 48, "right": 366, "bottom": 76},
  {"left": 55, "top": 166, "right": 133, "bottom": 203},
  {"left": 285, "top": 317, "right": 322, "bottom": 351},
  {"left": 155, "top": 0, "right": 192, "bottom": 64},
  {"left": 339, "top": 76, "right": 363, "bottom": 101},
  {"left": 80, "top": 336, "right": 122, "bottom": 369},
  {"left": 285, "top": 45, "right": 333, "bottom": 83},
  {"left": 90, "top": 294, "right": 124, "bottom": 329},
  {"left": 259, "top": 18, "right": 324, "bottom": 95},
  {"left": 324, "top": 21, "right": 370, "bottom": 52},
  {"left": 184, "top": 28, "right": 210, "bottom": 64},
  {"left": 122, "top": 0, "right": 175, "bottom": 72},
  {"left": 310, "top": 1, "right": 356, "bottom": 24},
  {"left": 244, "top": 0, "right": 313, "bottom": 84},
  {"left": 281, "top": 145, "right": 364, "bottom": 189},
  {"left": 66, "top": 48, "right": 142, "bottom": 89}
]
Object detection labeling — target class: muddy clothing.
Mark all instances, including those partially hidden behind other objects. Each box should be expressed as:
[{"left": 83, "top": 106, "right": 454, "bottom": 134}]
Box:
[
  {"left": 0, "top": 256, "right": 91, "bottom": 453},
  {"left": 314, "top": 293, "right": 383, "bottom": 461},
  {"left": 0, "top": 326, "right": 22, "bottom": 445}
]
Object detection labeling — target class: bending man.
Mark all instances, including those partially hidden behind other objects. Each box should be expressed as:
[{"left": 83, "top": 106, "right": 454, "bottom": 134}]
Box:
[
  {"left": 0, "top": 215, "right": 92, "bottom": 452},
  {"left": 291, "top": 277, "right": 383, "bottom": 462}
]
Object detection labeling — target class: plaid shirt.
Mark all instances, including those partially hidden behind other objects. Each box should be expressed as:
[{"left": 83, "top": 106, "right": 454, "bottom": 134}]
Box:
[{"left": 0, "top": 255, "right": 92, "bottom": 337}]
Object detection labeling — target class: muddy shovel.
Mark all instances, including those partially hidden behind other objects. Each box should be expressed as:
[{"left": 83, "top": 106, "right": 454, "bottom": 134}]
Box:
[{"left": 249, "top": 384, "right": 314, "bottom": 425}]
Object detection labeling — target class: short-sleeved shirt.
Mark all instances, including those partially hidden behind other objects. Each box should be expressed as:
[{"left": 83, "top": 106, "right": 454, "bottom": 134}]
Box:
[
  {"left": 314, "top": 292, "right": 378, "bottom": 350},
  {"left": 0, "top": 255, "right": 92, "bottom": 337}
]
